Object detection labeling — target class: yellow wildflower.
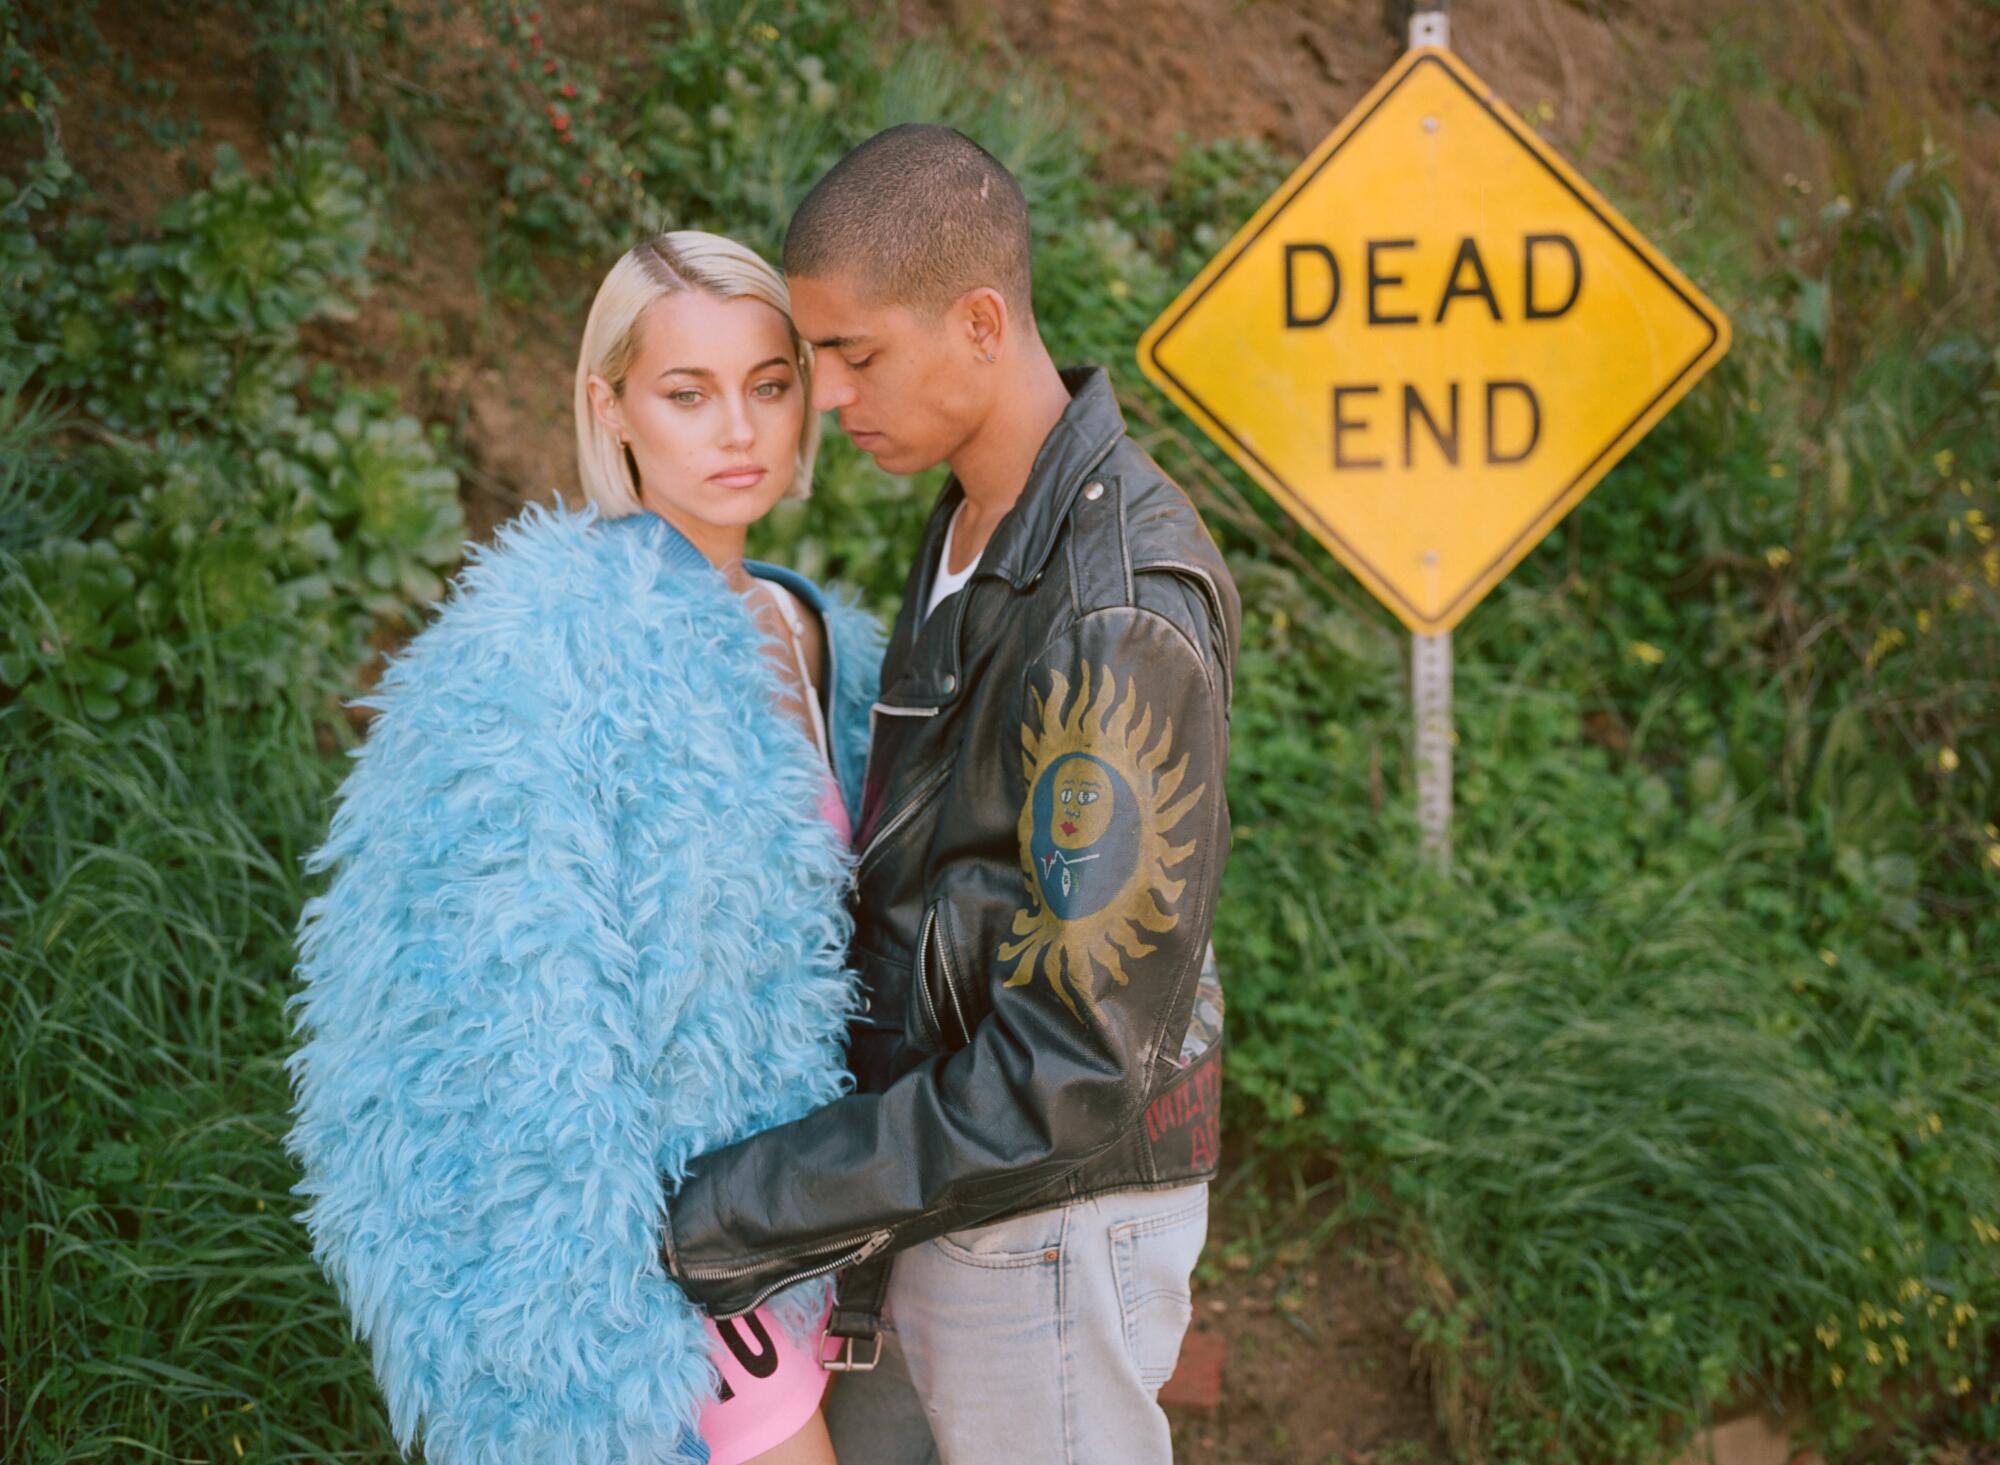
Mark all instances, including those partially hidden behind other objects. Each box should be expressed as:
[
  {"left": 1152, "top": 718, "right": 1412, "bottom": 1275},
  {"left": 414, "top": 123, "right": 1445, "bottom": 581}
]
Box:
[
  {"left": 1867, "top": 627, "right": 1905, "bottom": 668},
  {"left": 1927, "top": 1113, "right": 1943, "bottom": 1134},
  {"left": 1985, "top": 844, "right": 2000, "bottom": 873},
  {"left": 1971, "top": 1216, "right": 2000, "bottom": 1243},
  {"left": 1952, "top": 1375, "right": 1972, "bottom": 1395},
  {"left": 1108, "top": 279, "right": 1129, "bottom": 299},
  {"left": 1630, "top": 641, "right": 1666, "bottom": 666},
  {"left": 1768, "top": 462, "right": 1788, "bottom": 479},
  {"left": 1819, "top": 948, "right": 1839, "bottom": 968},
  {"left": 1893, "top": 1334, "right": 1909, "bottom": 1365},
  {"left": 1954, "top": 1301, "right": 1977, "bottom": 1324},
  {"left": 1934, "top": 449, "right": 1955, "bottom": 476},
  {"left": 1939, "top": 747, "right": 1960, "bottom": 773},
  {"left": 1763, "top": 545, "right": 1793, "bottom": 569},
  {"left": 1899, "top": 1277, "right": 1923, "bottom": 1302},
  {"left": 1865, "top": 1340, "right": 1883, "bottom": 1366},
  {"left": 1816, "top": 1320, "right": 1840, "bottom": 1348},
  {"left": 1829, "top": 1364, "right": 1845, "bottom": 1388}
]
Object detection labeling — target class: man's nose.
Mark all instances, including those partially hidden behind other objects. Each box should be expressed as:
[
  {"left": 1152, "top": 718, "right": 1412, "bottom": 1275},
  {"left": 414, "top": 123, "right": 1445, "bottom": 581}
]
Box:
[{"left": 812, "top": 364, "right": 855, "bottom": 415}]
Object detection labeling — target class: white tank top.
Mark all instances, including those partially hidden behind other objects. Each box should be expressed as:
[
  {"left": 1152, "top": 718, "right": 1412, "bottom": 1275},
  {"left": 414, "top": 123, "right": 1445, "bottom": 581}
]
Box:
[{"left": 924, "top": 502, "right": 981, "bottom": 622}]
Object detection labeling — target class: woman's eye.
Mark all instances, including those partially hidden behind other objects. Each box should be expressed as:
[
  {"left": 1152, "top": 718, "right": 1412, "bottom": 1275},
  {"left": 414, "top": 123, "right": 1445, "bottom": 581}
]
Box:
[
  {"left": 668, "top": 389, "right": 703, "bottom": 405},
  {"left": 753, "top": 380, "right": 788, "bottom": 399}
]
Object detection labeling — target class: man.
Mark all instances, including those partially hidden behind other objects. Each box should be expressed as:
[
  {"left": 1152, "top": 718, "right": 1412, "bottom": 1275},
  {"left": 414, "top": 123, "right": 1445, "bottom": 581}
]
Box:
[{"left": 661, "top": 123, "right": 1240, "bottom": 1464}]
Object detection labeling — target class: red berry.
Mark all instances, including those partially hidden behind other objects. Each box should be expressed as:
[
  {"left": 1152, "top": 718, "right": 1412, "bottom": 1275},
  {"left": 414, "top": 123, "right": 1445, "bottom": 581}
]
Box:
[
  {"left": 578, "top": 174, "right": 591, "bottom": 187},
  {"left": 552, "top": 112, "right": 569, "bottom": 130},
  {"left": 560, "top": 81, "right": 576, "bottom": 97},
  {"left": 543, "top": 58, "right": 557, "bottom": 73}
]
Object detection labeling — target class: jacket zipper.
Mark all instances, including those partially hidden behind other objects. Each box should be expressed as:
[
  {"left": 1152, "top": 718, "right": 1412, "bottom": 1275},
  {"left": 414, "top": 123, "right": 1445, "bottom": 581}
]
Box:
[
  {"left": 684, "top": 1227, "right": 895, "bottom": 1317},
  {"left": 856, "top": 754, "right": 953, "bottom": 877}
]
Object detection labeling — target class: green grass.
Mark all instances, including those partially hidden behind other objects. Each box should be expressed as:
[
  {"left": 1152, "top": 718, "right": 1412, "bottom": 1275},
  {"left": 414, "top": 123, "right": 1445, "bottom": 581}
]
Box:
[{"left": 0, "top": 711, "right": 397, "bottom": 1461}]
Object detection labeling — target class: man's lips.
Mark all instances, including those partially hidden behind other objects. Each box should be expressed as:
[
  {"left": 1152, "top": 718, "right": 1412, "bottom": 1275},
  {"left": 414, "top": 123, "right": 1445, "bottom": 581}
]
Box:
[{"left": 846, "top": 426, "right": 883, "bottom": 446}]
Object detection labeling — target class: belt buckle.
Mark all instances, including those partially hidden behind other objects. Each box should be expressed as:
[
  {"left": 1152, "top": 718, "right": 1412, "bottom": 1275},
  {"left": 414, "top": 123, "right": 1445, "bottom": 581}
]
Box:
[{"left": 824, "top": 1334, "right": 883, "bottom": 1373}]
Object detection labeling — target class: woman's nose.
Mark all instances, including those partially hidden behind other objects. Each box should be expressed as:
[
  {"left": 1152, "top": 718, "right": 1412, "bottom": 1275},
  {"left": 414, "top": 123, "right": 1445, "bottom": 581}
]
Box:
[{"left": 719, "top": 394, "right": 755, "bottom": 449}]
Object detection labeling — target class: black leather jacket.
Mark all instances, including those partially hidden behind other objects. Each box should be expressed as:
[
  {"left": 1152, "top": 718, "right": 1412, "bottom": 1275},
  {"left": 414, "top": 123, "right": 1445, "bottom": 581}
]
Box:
[{"left": 661, "top": 366, "right": 1241, "bottom": 1318}]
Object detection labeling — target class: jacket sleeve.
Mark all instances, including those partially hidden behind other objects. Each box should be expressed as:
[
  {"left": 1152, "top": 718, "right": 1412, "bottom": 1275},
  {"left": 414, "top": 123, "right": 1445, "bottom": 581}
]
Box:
[{"left": 662, "top": 595, "right": 1229, "bottom": 1315}]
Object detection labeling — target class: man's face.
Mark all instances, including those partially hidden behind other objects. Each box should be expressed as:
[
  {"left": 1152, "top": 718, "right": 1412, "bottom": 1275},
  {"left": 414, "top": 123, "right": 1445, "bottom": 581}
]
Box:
[{"left": 790, "top": 270, "right": 993, "bottom": 477}]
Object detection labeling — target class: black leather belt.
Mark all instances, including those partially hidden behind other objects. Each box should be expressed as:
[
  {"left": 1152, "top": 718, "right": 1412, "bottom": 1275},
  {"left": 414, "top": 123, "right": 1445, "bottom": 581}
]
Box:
[{"left": 823, "top": 1250, "right": 893, "bottom": 1372}]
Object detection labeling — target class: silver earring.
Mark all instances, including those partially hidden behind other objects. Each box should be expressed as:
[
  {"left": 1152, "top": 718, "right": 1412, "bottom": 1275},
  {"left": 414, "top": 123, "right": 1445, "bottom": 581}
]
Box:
[{"left": 982, "top": 350, "right": 997, "bottom": 363}]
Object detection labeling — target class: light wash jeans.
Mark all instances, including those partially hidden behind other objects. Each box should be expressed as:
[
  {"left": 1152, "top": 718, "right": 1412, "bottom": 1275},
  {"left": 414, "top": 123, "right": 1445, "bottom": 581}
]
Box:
[{"left": 824, "top": 1182, "right": 1208, "bottom": 1465}]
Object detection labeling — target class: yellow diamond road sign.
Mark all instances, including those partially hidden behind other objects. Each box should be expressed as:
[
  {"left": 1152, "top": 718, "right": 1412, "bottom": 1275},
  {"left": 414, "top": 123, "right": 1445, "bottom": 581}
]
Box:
[{"left": 1138, "top": 47, "right": 1731, "bottom": 634}]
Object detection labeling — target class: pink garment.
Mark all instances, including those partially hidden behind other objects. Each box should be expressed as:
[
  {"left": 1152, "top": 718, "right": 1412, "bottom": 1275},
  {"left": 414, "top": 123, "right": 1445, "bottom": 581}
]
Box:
[
  {"left": 814, "top": 764, "right": 854, "bottom": 849},
  {"left": 694, "top": 1293, "right": 834, "bottom": 1465},
  {"left": 694, "top": 758, "right": 850, "bottom": 1464}
]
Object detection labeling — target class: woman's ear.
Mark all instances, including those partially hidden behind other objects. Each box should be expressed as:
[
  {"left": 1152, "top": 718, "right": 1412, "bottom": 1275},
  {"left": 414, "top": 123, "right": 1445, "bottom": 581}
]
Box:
[{"left": 586, "top": 373, "right": 627, "bottom": 443}]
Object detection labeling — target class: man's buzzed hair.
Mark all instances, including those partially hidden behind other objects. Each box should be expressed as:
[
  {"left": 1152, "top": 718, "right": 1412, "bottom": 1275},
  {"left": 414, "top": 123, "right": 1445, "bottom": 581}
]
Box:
[{"left": 785, "top": 124, "right": 1034, "bottom": 318}]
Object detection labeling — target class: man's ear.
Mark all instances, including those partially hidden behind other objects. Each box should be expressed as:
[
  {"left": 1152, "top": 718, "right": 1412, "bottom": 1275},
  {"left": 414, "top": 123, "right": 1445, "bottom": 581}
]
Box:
[
  {"left": 961, "top": 286, "right": 1009, "bottom": 362},
  {"left": 586, "top": 373, "right": 626, "bottom": 442}
]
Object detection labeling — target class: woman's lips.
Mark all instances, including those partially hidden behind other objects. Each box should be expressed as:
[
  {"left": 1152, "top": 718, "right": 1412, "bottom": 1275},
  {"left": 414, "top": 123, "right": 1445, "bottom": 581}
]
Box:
[
  {"left": 708, "top": 465, "right": 767, "bottom": 489},
  {"left": 1061, "top": 819, "right": 1077, "bottom": 836}
]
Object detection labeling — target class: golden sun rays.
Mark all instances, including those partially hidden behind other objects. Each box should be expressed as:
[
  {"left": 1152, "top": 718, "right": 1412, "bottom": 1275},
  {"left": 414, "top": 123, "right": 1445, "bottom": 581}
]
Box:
[{"left": 997, "top": 663, "right": 1205, "bottom": 1020}]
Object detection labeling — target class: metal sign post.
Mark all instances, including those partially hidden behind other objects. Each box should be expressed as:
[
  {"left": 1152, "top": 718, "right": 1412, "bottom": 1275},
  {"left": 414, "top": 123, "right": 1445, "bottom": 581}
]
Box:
[{"left": 1410, "top": 1, "right": 1452, "bottom": 870}]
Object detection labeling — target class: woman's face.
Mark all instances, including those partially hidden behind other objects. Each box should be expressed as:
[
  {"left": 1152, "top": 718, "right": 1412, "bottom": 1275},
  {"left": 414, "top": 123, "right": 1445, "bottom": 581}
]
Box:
[{"left": 590, "top": 289, "right": 805, "bottom": 546}]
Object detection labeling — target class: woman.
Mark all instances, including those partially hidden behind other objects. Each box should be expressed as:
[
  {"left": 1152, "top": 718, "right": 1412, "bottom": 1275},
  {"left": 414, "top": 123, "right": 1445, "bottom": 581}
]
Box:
[{"left": 282, "top": 231, "right": 882, "bottom": 1465}]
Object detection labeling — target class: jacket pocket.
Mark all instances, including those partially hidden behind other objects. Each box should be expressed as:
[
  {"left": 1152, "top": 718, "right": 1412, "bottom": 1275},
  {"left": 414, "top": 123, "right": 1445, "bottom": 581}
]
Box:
[
  {"left": 912, "top": 900, "right": 968, "bottom": 1054},
  {"left": 923, "top": 898, "right": 973, "bottom": 1051}
]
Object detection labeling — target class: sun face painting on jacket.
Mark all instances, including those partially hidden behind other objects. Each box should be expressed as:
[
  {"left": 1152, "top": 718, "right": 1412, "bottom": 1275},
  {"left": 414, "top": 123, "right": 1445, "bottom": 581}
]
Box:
[{"left": 282, "top": 230, "right": 883, "bottom": 1465}]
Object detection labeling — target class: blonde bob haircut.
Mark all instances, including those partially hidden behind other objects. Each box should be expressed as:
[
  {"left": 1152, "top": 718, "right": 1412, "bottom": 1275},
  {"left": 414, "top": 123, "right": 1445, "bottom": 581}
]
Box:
[{"left": 574, "top": 230, "right": 818, "bottom": 517}]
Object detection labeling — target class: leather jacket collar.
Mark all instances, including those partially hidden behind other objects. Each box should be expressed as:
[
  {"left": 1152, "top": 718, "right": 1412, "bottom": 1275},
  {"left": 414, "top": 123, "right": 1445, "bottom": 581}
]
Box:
[{"left": 888, "top": 365, "right": 1128, "bottom": 711}]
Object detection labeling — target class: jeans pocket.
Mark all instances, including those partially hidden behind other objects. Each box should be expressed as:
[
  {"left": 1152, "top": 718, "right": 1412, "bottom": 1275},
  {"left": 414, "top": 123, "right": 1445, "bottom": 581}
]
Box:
[
  {"left": 1108, "top": 1187, "right": 1208, "bottom": 1393},
  {"left": 933, "top": 1203, "right": 1067, "bottom": 1270}
]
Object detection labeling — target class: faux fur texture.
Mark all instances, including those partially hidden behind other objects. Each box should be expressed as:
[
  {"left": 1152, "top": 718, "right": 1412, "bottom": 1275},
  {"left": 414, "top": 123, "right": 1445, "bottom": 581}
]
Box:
[{"left": 282, "top": 502, "right": 883, "bottom": 1465}]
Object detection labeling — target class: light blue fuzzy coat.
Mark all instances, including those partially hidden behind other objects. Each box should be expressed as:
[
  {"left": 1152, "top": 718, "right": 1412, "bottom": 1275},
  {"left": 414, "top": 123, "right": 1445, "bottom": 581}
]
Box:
[{"left": 282, "top": 502, "right": 883, "bottom": 1464}]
